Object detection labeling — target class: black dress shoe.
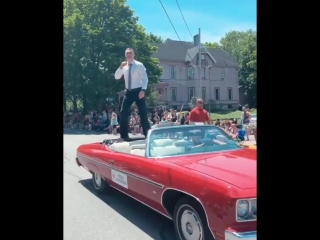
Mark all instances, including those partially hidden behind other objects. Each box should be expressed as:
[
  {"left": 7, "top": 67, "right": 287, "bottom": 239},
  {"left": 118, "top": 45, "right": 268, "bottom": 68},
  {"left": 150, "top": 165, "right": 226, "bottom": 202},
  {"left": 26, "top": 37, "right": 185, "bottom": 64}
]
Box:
[{"left": 121, "top": 137, "right": 131, "bottom": 141}]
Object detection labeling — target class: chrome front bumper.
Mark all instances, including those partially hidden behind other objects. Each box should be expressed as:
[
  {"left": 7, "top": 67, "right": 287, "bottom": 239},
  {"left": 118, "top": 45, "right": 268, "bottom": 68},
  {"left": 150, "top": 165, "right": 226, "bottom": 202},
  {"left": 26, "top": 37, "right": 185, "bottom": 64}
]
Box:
[{"left": 225, "top": 230, "right": 256, "bottom": 240}]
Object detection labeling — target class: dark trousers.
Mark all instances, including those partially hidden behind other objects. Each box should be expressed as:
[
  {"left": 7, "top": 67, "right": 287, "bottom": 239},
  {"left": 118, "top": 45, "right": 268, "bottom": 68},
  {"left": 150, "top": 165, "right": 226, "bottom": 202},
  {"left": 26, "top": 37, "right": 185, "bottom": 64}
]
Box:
[{"left": 120, "top": 88, "right": 150, "bottom": 138}]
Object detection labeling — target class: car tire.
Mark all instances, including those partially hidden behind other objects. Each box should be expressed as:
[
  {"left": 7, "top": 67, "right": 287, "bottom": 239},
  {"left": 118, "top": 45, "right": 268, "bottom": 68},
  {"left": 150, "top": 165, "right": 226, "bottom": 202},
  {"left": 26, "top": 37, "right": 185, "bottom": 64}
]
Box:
[
  {"left": 92, "top": 172, "right": 110, "bottom": 194},
  {"left": 173, "top": 197, "right": 214, "bottom": 240}
]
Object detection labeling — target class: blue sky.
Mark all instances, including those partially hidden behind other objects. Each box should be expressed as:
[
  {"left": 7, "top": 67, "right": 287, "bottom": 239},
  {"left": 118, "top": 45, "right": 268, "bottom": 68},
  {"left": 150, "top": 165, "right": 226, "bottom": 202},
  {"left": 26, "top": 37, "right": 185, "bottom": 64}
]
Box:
[{"left": 126, "top": 0, "right": 256, "bottom": 43}]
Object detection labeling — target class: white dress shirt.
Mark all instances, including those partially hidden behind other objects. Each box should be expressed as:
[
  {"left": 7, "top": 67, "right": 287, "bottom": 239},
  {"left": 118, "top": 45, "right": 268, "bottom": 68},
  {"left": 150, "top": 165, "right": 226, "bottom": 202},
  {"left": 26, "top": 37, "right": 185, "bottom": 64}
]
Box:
[{"left": 114, "top": 60, "right": 148, "bottom": 90}]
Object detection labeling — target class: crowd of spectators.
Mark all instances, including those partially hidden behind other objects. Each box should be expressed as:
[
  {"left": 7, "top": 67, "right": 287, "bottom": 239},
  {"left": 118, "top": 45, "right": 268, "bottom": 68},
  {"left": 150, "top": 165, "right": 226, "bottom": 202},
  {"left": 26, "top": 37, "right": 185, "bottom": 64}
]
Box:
[{"left": 63, "top": 105, "right": 256, "bottom": 144}]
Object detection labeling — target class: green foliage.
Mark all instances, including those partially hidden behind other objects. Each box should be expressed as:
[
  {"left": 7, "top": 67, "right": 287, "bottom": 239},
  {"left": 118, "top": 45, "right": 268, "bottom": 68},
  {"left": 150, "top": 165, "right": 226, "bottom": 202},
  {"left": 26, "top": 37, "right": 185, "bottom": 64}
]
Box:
[
  {"left": 204, "top": 42, "right": 220, "bottom": 48},
  {"left": 189, "top": 97, "right": 197, "bottom": 109},
  {"left": 145, "top": 89, "right": 161, "bottom": 108},
  {"left": 147, "top": 33, "right": 163, "bottom": 43},
  {"left": 205, "top": 31, "right": 256, "bottom": 107},
  {"left": 209, "top": 109, "right": 256, "bottom": 120},
  {"left": 219, "top": 30, "right": 256, "bottom": 107},
  {"left": 63, "top": 0, "right": 162, "bottom": 111}
]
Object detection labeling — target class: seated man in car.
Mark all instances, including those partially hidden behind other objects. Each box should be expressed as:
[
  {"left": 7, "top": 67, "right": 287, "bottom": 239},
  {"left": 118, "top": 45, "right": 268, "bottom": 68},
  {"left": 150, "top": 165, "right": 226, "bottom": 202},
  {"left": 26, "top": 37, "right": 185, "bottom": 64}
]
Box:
[
  {"left": 187, "top": 130, "right": 203, "bottom": 148},
  {"left": 185, "top": 130, "right": 226, "bottom": 151}
]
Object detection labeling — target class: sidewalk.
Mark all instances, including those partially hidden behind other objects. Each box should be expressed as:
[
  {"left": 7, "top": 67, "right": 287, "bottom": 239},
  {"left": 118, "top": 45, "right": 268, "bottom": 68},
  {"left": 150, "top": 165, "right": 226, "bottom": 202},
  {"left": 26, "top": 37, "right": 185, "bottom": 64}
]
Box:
[
  {"left": 243, "top": 141, "right": 256, "bottom": 146},
  {"left": 242, "top": 135, "right": 256, "bottom": 146}
]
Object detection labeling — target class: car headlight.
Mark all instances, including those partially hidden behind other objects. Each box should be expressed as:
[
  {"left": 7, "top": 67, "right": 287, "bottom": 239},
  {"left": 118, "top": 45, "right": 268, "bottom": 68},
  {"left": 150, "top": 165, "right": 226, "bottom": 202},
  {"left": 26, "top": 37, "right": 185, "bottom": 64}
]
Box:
[
  {"left": 251, "top": 199, "right": 257, "bottom": 215},
  {"left": 237, "top": 200, "right": 249, "bottom": 218},
  {"left": 236, "top": 198, "right": 256, "bottom": 222}
]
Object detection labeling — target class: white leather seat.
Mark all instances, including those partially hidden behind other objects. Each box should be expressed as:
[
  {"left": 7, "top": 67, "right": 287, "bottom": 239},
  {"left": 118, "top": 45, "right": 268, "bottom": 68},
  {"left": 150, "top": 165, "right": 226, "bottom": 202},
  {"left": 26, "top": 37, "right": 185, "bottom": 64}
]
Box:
[
  {"left": 130, "top": 144, "right": 146, "bottom": 150},
  {"left": 130, "top": 144, "right": 146, "bottom": 156},
  {"left": 153, "top": 139, "right": 175, "bottom": 147},
  {"left": 109, "top": 139, "right": 186, "bottom": 157},
  {"left": 109, "top": 142, "right": 131, "bottom": 153},
  {"left": 130, "top": 149, "right": 146, "bottom": 156},
  {"left": 150, "top": 145, "right": 184, "bottom": 157},
  {"left": 109, "top": 140, "right": 146, "bottom": 154}
]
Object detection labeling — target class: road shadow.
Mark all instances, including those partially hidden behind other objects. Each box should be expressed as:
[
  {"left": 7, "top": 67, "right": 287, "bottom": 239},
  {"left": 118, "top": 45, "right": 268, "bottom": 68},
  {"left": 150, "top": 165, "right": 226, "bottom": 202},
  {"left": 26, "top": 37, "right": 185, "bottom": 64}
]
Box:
[
  {"left": 63, "top": 129, "right": 108, "bottom": 135},
  {"left": 79, "top": 179, "right": 176, "bottom": 240}
]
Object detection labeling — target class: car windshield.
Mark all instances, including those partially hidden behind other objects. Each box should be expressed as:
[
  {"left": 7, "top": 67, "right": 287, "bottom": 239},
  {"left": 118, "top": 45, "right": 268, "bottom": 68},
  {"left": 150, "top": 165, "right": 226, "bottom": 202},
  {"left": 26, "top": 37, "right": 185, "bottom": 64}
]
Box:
[{"left": 148, "top": 125, "right": 241, "bottom": 158}]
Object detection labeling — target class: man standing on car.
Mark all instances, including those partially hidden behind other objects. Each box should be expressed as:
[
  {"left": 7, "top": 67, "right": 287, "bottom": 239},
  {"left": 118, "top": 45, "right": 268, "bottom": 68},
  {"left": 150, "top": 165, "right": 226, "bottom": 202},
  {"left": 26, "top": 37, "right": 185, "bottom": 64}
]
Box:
[
  {"left": 188, "top": 98, "right": 211, "bottom": 124},
  {"left": 114, "top": 48, "right": 150, "bottom": 140}
]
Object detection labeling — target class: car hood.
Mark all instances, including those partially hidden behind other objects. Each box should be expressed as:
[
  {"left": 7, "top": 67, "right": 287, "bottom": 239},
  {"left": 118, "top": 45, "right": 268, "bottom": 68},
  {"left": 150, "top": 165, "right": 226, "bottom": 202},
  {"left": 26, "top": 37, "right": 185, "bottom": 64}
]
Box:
[{"left": 169, "top": 149, "right": 256, "bottom": 189}]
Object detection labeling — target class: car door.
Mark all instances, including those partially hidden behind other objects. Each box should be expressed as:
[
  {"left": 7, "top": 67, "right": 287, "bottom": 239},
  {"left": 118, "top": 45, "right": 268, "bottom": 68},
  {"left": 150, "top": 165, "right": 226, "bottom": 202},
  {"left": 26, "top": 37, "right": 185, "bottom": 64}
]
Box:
[
  {"left": 108, "top": 152, "right": 142, "bottom": 192},
  {"left": 111, "top": 152, "right": 170, "bottom": 213},
  {"left": 128, "top": 157, "right": 169, "bottom": 202},
  {"left": 93, "top": 147, "right": 116, "bottom": 183}
]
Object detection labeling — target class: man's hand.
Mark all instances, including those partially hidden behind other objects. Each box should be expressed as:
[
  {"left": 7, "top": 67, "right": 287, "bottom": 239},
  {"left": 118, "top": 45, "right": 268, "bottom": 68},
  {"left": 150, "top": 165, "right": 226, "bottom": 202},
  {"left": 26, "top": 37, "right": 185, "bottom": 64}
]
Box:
[
  {"left": 119, "top": 61, "right": 127, "bottom": 69},
  {"left": 138, "top": 91, "right": 145, "bottom": 99}
]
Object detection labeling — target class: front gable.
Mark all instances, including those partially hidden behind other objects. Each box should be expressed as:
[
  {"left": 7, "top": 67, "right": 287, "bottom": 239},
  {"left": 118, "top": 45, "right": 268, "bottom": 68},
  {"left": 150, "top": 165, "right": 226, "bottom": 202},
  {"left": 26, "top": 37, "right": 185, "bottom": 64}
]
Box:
[{"left": 185, "top": 45, "right": 217, "bottom": 64}]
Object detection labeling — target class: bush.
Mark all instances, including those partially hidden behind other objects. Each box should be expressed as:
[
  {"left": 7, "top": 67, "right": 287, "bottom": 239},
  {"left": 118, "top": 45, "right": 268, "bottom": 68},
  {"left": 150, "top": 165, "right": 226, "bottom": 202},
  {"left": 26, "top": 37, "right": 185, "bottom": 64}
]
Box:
[{"left": 210, "top": 109, "right": 256, "bottom": 120}]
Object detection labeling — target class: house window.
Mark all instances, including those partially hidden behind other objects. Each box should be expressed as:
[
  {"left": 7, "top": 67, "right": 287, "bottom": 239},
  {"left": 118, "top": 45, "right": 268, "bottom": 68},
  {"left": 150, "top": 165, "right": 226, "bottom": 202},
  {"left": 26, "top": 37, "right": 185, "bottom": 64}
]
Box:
[
  {"left": 202, "top": 68, "right": 206, "bottom": 79},
  {"left": 228, "top": 104, "right": 232, "bottom": 110},
  {"left": 171, "top": 88, "right": 177, "bottom": 102},
  {"left": 214, "top": 88, "right": 220, "bottom": 100},
  {"left": 187, "top": 66, "right": 194, "bottom": 79},
  {"left": 202, "top": 87, "right": 206, "bottom": 101},
  {"left": 227, "top": 88, "right": 233, "bottom": 100},
  {"left": 221, "top": 68, "right": 225, "bottom": 80},
  {"left": 169, "top": 66, "right": 175, "bottom": 79},
  {"left": 201, "top": 54, "right": 205, "bottom": 60},
  {"left": 188, "top": 87, "right": 195, "bottom": 101}
]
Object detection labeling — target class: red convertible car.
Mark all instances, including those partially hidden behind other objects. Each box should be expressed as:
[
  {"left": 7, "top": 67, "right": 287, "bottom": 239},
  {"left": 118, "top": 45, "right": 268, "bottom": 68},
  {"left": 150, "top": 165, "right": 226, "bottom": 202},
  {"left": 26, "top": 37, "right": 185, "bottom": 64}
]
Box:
[{"left": 76, "top": 124, "right": 256, "bottom": 240}]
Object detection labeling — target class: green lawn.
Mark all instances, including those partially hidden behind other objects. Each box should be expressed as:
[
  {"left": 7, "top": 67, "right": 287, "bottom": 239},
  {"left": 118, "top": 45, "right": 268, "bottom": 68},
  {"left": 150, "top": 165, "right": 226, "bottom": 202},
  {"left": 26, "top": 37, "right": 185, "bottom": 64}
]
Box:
[{"left": 209, "top": 109, "right": 256, "bottom": 120}]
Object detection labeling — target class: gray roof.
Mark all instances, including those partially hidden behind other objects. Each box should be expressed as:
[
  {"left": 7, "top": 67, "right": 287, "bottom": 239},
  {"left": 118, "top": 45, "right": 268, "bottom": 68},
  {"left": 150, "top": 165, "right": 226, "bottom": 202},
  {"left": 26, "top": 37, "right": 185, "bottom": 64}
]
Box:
[{"left": 151, "top": 38, "right": 238, "bottom": 67}]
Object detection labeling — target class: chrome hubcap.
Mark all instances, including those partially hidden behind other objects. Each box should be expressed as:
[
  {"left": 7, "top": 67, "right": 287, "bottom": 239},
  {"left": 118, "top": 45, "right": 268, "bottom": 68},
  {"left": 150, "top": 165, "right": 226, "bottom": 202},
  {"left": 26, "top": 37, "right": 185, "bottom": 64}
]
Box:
[
  {"left": 180, "top": 210, "right": 203, "bottom": 240},
  {"left": 94, "top": 173, "right": 101, "bottom": 187},
  {"left": 186, "top": 223, "right": 193, "bottom": 234}
]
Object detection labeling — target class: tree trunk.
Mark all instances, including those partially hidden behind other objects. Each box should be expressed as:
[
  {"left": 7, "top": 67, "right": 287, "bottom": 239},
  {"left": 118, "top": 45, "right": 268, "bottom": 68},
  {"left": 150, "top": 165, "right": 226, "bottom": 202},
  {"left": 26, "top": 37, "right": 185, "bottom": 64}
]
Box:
[
  {"left": 97, "top": 97, "right": 103, "bottom": 112},
  {"left": 72, "top": 96, "right": 78, "bottom": 112},
  {"left": 95, "top": 92, "right": 102, "bottom": 112},
  {"left": 82, "top": 94, "right": 88, "bottom": 113}
]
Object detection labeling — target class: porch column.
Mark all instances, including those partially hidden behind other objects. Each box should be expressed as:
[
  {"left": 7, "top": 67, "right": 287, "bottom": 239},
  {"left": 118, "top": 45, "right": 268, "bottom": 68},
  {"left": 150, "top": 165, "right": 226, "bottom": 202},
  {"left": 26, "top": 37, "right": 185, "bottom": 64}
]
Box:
[{"left": 164, "top": 87, "right": 167, "bottom": 102}]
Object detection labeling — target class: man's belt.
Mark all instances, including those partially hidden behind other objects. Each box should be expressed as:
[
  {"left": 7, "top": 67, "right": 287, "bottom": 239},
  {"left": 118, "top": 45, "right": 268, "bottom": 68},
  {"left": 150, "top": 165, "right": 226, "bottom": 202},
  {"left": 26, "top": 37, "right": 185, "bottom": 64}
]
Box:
[{"left": 125, "top": 87, "right": 145, "bottom": 92}]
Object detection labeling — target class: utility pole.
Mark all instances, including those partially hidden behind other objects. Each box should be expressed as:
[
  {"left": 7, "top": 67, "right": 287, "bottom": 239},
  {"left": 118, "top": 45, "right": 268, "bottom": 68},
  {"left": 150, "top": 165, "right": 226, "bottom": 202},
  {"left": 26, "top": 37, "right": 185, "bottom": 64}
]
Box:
[{"left": 198, "top": 28, "right": 201, "bottom": 99}]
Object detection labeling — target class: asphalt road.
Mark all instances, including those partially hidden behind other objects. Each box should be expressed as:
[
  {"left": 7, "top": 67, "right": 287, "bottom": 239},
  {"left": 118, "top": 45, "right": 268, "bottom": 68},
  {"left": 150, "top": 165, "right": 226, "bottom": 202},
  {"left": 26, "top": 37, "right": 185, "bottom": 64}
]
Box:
[{"left": 63, "top": 129, "right": 176, "bottom": 240}]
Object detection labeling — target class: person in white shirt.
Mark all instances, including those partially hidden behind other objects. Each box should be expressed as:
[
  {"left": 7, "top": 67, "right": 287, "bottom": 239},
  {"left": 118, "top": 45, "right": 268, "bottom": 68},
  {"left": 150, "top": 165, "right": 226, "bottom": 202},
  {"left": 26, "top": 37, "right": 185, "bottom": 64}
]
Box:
[{"left": 114, "top": 48, "right": 150, "bottom": 140}]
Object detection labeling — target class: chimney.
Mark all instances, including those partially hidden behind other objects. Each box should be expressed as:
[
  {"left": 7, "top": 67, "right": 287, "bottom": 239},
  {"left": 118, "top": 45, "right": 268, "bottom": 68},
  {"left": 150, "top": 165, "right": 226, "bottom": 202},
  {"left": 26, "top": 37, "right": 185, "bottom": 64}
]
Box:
[{"left": 193, "top": 34, "right": 200, "bottom": 47}]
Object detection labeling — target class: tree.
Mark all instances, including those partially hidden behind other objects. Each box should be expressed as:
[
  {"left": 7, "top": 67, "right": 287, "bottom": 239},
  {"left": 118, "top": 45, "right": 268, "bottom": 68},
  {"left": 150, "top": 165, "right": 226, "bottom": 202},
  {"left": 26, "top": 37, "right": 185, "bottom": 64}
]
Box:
[
  {"left": 219, "top": 30, "right": 256, "bottom": 107},
  {"left": 145, "top": 89, "right": 161, "bottom": 108},
  {"left": 204, "top": 42, "right": 220, "bottom": 48},
  {"left": 63, "top": 0, "right": 163, "bottom": 111},
  {"left": 147, "top": 33, "right": 163, "bottom": 43},
  {"left": 189, "top": 97, "right": 197, "bottom": 109}
]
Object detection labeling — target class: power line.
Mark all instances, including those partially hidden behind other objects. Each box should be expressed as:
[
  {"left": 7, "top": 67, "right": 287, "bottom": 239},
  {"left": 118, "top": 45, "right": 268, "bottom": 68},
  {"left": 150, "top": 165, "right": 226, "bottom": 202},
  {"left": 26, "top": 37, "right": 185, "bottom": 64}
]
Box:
[
  {"left": 158, "top": 0, "right": 182, "bottom": 42},
  {"left": 175, "top": 0, "right": 193, "bottom": 40},
  {"left": 158, "top": 0, "right": 196, "bottom": 66}
]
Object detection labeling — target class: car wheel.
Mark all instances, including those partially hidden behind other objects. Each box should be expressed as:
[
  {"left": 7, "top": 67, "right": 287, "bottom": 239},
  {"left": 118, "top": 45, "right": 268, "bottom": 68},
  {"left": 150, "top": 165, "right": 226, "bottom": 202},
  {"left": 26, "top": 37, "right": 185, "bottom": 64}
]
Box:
[
  {"left": 92, "top": 172, "right": 109, "bottom": 194},
  {"left": 173, "top": 197, "right": 214, "bottom": 240}
]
